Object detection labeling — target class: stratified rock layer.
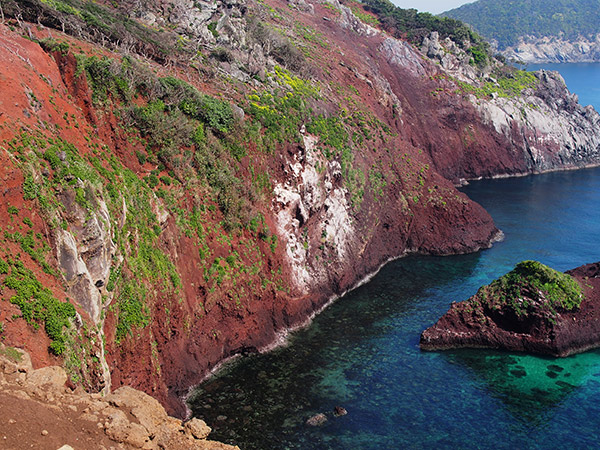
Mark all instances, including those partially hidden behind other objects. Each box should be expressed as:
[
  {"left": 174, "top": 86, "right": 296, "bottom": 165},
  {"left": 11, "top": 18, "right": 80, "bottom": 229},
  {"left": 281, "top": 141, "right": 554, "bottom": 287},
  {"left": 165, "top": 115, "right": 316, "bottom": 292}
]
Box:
[{"left": 421, "top": 262, "right": 600, "bottom": 357}]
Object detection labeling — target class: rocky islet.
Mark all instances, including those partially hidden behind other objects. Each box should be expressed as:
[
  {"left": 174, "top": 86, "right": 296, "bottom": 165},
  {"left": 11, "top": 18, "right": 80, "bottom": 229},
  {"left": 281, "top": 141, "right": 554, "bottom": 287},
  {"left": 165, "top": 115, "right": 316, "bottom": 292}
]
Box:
[{"left": 421, "top": 261, "right": 600, "bottom": 357}]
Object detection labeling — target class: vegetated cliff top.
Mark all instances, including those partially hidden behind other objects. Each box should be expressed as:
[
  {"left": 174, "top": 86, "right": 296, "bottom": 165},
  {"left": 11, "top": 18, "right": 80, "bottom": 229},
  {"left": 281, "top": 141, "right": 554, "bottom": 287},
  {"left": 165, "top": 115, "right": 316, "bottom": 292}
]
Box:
[
  {"left": 442, "top": 0, "right": 600, "bottom": 49},
  {"left": 3, "top": 0, "right": 492, "bottom": 63}
]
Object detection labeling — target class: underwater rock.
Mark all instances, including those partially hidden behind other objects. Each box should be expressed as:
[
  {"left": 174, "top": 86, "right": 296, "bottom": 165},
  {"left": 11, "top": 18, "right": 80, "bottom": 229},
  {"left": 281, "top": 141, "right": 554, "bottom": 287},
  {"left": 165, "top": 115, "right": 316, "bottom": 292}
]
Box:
[
  {"left": 333, "top": 406, "right": 347, "bottom": 416},
  {"left": 306, "top": 413, "right": 328, "bottom": 426}
]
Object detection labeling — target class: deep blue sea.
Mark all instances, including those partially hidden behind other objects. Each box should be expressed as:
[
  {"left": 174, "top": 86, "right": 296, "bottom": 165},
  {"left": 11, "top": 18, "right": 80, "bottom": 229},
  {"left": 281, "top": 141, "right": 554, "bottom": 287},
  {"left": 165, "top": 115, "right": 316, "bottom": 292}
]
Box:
[{"left": 189, "top": 68, "right": 600, "bottom": 449}]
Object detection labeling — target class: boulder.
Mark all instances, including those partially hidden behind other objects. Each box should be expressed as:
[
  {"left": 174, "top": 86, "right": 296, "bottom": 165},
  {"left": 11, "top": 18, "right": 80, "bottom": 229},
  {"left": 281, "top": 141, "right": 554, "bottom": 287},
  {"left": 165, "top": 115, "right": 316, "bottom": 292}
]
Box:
[
  {"left": 185, "top": 418, "right": 212, "bottom": 439},
  {"left": 333, "top": 406, "right": 347, "bottom": 416},
  {"left": 27, "top": 366, "right": 67, "bottom": 389},
  {"left": 306, "top": 413, "right": 327, "bottom": 426},
  {"left": 106, "top": 386, "right": 168, "bottom": 435}
]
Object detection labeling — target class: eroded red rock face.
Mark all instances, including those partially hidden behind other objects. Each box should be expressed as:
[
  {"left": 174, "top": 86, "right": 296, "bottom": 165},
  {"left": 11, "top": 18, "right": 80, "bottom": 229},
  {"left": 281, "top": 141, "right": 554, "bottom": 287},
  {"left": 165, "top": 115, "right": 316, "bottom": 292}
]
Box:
[
  {"left": 421, "top": 263, "right": 600, "bottom": 357},
  {"left": 0, "top": 3, "right": 596, "bottom": 418}
]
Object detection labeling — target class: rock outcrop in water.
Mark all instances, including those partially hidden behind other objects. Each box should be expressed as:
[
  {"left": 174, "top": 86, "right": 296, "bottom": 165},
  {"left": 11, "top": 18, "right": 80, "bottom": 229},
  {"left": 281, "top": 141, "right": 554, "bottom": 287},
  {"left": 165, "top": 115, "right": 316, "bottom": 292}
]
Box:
[{"left": 421, "top": 261, "right": 600, "bottom": 357}]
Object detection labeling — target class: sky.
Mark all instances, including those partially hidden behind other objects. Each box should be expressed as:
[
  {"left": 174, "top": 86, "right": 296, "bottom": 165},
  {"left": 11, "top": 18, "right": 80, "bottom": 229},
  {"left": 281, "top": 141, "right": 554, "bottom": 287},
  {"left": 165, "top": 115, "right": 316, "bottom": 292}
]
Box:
[{"left": 391, "top": 0, "right": 475, "bottom": 15}]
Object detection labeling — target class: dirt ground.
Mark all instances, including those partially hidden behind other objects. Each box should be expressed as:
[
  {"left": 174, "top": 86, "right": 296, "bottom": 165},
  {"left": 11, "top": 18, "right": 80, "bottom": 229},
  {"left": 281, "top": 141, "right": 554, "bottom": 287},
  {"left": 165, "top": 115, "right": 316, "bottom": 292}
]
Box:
[{"left": 0, "top": 391, "right": 125, "bottom": 450}]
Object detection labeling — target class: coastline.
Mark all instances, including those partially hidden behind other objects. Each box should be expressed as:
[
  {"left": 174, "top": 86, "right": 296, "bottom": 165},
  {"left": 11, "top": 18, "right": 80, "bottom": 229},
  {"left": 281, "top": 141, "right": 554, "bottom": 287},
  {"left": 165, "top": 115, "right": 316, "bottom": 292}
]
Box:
[{"left": 183, "top": 226, "right": 505, "bottom": 414}]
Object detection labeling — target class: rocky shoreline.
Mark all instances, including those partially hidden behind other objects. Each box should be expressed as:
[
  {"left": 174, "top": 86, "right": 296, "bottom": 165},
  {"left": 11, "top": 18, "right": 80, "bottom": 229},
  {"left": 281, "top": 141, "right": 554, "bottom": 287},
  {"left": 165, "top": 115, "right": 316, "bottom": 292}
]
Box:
[
  {"left": 1, "top": 0, "right": 600, "bottom": 422},
  {"left": 420, "top": 261, "right": 600, "bottom": 357},
  {"left": 502, "top": 35, "right": 600, "bottom": 63}
]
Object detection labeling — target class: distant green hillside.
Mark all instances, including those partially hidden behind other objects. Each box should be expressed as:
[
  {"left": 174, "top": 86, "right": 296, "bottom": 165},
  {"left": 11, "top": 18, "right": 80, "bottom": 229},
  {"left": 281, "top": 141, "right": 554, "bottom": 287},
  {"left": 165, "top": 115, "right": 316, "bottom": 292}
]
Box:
[{"left": 443, "top": 0, "right": 600, "bottom": 49}]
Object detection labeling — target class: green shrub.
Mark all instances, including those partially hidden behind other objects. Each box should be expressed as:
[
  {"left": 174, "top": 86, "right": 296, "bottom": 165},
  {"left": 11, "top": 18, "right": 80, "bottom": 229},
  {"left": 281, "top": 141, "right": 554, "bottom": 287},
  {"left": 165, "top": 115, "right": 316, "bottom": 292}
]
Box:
[
  {"left": 192, "top": 124, "right": 206, "bottom": 145},
  {"left": 469, "top": 42, "right": 489, "bottom": 67},
  {"left": 159, "top": 76, "right": 235, "bottom": 134},
  {"left": 23, "top": 176, "right": 39, "bottom": 200},
  {"left": 39, "top": 38, "right": 70, "bottom": 54},
  {"left": 306, "top": 115, "right": 348, "bottom": 157},
  {"left": 0, "top": 258, "right": 9, "bottom": 274},
  {"left": 207, "top": 22, "right": 219, "bottom": 38},
  {"left": 43, "top": 147, "right": 62, "bottom": 169},
  {"left": 477, "top": 260, "right": 583, "bottom": 317},
  {"left": 115, "top": 283, "right": 148, "bottom": 339},
  {"left": 106, "top": 265, "right": 121, "bottom": 292},
  {"left": 135, "top": 150, "right": 147, "bottom": 165},
  {"left": 146, "top": 174, "right": 159, "bottom": 188},
  {"left": 181, "top": 95, "right": 234, "bottom": 134},
  {"left": 82, "top": 55, "right": 130, "bottom": 104},
  {"left": 3, "top": 260, "right": 76, "bottom": 355}
]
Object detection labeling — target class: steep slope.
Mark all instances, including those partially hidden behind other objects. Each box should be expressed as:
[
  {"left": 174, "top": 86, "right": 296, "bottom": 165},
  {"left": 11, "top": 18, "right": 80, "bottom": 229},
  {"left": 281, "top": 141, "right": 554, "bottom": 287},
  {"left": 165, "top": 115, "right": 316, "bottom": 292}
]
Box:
[
  {"left": 443, "top": 0, "right": 600, "bottom": 62},
  {"left": 0, "top": 0, "right": 599, "bottom": 420}
]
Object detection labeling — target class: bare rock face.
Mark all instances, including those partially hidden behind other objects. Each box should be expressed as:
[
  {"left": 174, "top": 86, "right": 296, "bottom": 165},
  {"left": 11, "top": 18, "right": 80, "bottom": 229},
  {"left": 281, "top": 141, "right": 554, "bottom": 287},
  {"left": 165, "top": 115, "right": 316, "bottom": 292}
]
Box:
[
  {"left": 421, "top": 32, "right": 476, "bottom": 80},
  {"left": 474, "top": 70, "right": 600, "bottom": 174},
  {"left": 380, "top": 37, "right": 428, "bottom": 78},
  {"left": 55, "top": 186, "right": 115, "bottom": 324},
  {"left": 413, "top": 32, "right": 600, "bottom": 180},
  {"left": 421, "top": 262, "right": 600, "bottom": 357}
]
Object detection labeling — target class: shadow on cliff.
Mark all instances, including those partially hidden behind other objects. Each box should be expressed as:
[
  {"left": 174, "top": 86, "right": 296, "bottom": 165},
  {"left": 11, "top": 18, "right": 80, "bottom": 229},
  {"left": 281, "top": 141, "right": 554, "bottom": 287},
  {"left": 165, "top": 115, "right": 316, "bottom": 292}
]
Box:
[
  {"left": 441, "top": 348, "right": 600, "bottom": 426},
  {"left": 187, "top": 253, "right": 484, "bottom": 449}
]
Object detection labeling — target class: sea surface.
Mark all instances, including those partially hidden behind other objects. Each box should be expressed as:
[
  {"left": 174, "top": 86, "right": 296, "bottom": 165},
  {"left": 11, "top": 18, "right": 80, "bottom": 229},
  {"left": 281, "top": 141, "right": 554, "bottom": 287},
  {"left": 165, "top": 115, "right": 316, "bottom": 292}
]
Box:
[
  {"left": 527, "top": 62, "right": 600, "bottom": 109},
  {"left": 189, "top": 70, "right": 600, "bottom": 448}
]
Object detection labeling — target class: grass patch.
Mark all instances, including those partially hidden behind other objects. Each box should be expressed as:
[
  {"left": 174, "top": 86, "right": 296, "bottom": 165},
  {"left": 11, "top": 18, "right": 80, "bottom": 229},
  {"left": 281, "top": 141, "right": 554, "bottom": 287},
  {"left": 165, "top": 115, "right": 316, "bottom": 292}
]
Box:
[
  {"left": 0, "top": 346, "right": 23, "bottom": 363},
  {"left": 475, "top": 260, "right": 583, "bottom": 317},
  {"left": 2, "top": 259, "right": 76, "bottom": 355},
  {"left": 455, "top": 69, "right": 537, "bottom": 99}
]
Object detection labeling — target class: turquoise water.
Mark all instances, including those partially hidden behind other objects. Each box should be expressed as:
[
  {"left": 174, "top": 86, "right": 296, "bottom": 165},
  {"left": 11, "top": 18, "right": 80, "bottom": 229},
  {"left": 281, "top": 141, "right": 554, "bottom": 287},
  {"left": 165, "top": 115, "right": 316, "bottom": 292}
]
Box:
[
  {"left": 527, "top": 62, "right": 600, "bottom": 109},
  {"left": 190, "top": 167, "right": 600, "bottom": 449}
]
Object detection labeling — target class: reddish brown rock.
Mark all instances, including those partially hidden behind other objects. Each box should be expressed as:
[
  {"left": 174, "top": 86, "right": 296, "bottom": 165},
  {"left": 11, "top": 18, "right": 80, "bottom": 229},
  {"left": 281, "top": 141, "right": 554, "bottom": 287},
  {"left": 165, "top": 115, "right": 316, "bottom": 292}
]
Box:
[
  {"left": 421, "top": 262, "right": 600, "bottom": 357},
  {"left": 1, "top": 0, "right": 599, "bottom": 421}
]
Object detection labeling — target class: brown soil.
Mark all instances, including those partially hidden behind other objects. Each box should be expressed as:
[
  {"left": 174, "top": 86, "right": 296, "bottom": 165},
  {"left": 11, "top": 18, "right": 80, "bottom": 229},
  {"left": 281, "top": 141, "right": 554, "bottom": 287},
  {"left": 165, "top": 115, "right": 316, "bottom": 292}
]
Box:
[
  {"left": 0, "top": 391, "right": 120, "bottom": 450},
  {"left": 0, "top": 346, "right": 238, "bottom": 449}
]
